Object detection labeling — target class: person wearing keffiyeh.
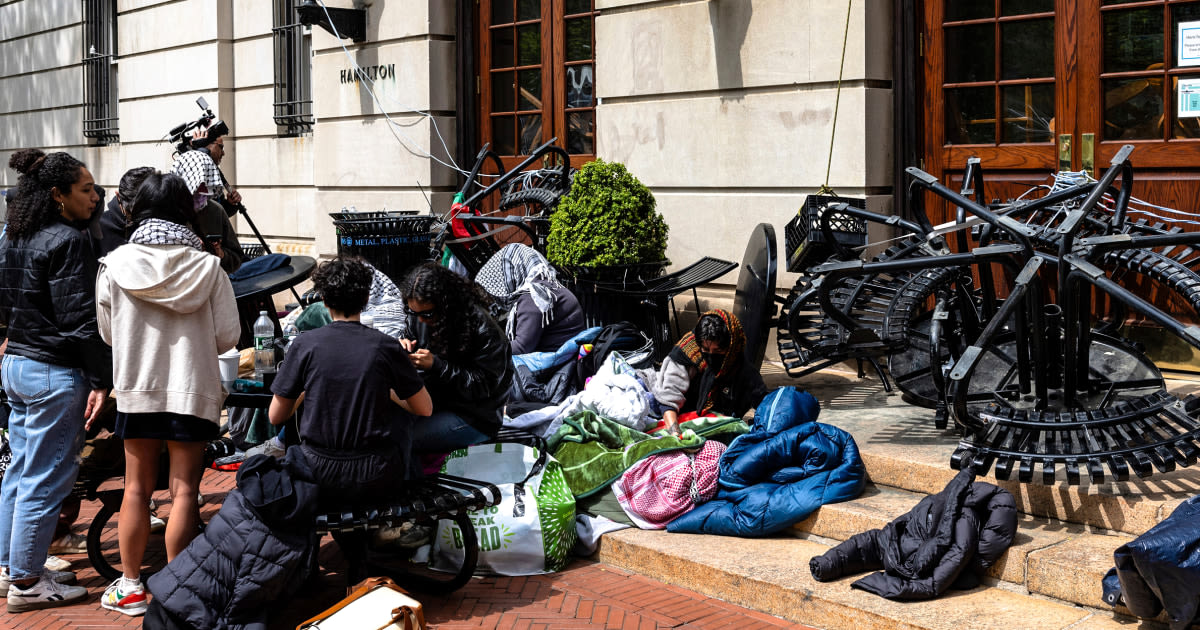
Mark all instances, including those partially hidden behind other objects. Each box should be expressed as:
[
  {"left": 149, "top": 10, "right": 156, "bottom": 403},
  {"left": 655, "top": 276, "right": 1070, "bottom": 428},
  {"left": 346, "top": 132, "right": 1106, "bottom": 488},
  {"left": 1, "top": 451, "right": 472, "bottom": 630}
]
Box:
[
  {"left": 95, "top": 172, "right": 240, "bottom": 615},
  {"left": 476, "top": 243, "right": 585, "bottom": 355},
  {"left": 645, "top": 309, "right": 769, "bottom": 435},
  {"left": 169, "top": 151, "right": 242, "bottom": 273}
]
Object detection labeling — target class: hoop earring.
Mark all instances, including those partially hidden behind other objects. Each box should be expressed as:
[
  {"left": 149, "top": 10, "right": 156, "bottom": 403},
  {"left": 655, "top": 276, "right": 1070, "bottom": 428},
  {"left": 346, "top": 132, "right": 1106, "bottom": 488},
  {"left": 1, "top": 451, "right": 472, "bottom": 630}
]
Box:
[{"left": 58, "top": 201, "right": 65, "bottom": 214}]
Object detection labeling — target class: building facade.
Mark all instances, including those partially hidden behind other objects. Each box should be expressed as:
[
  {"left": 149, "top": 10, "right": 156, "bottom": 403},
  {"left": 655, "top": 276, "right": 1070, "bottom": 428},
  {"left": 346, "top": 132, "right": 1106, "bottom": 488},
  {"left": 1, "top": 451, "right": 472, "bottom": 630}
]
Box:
[{"left": 0, "top": 0, "right": 894, "bottom": 288}]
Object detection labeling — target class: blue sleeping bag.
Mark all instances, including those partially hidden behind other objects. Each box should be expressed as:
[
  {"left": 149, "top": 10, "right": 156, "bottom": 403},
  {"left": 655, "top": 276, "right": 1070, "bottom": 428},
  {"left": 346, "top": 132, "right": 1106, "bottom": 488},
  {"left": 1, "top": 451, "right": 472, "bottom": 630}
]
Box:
[{"left": 668, "top": 386, "right": 866, "bottom": 537}]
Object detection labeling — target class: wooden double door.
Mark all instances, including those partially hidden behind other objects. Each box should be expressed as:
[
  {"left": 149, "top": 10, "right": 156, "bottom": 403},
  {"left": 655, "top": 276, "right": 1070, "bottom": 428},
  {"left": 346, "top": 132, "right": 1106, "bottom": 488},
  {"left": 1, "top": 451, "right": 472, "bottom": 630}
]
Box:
[{"left": 923, "top": 0, "right": 1200, "bottom": 220}]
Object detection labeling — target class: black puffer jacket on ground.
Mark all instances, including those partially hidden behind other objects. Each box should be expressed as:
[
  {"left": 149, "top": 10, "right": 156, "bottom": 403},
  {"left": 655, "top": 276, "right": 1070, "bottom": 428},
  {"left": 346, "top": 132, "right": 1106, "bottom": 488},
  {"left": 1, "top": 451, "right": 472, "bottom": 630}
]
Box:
[
  {"left": 1103, "top": 494, "right": 1200, "bottom": 629},
  {"left": 146, "top": 451, "right": 319, "bottom": 630},
  {"left": 0, "top": 220, "right": 111, "bottom": 389},
  {"left": 809, "top": 467, "right": 1017, "bottom": 600}
]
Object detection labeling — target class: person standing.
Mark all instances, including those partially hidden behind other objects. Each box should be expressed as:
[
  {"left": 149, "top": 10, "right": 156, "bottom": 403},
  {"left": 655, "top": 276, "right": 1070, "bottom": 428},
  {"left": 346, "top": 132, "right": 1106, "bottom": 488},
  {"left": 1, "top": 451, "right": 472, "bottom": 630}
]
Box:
[
  {"left": 0, "top": 150, "right": 110, "bottom": 612},
  {"left": 169, "top": 151, "right": 242, "bottom": 273},
  {"left": 95, "top": 172, "right": 240, "bottom": 616}
]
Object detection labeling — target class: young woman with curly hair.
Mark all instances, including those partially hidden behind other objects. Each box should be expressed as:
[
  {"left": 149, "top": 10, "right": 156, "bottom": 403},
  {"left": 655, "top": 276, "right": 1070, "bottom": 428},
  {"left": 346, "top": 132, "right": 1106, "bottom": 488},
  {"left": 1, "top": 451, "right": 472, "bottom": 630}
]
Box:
[
  {"left": 400, "top": 263, "right": 513, "bottom": 453},
  {"left": 0, "top": 149, "right": 109, "bottom": 612}
]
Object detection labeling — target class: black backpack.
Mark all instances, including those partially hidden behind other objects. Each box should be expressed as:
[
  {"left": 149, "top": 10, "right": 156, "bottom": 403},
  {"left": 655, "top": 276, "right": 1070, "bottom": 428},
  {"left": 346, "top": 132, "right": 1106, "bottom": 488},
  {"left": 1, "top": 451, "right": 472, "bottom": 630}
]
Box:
[{"left": 574, "top": 321, "right": 654, "bottom": 387}]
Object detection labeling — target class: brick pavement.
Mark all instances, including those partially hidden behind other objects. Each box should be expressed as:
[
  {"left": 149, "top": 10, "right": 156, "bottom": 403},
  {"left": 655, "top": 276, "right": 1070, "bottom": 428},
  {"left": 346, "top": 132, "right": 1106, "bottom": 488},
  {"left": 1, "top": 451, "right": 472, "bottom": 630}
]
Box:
[{"left": 0, "top": 468, "right": 816, "bottom": 630}]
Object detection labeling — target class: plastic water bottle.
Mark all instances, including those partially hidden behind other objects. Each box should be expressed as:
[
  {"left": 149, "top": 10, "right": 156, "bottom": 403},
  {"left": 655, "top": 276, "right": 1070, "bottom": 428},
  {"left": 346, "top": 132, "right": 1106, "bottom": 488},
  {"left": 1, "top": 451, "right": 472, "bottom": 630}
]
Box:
[
  {"left": 253, "top": 311, "right": 276, "bottom": 382},
  {"left": 282, "top": 321, "right": 300, "bottom": 352}
]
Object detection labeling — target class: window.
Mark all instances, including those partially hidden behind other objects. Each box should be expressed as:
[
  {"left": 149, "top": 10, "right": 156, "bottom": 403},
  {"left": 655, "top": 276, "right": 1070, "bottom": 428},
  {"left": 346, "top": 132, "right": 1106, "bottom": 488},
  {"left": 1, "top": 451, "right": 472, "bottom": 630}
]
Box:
[
  {"left": 941, "top": 1, "right": 1055, "bottom": 145},
  {"left": 480, "top": 0, "right": 597, "bottom": 164},
  {"left": 273, "top": 0, "right": 313, "bottom": 136},
  {"left": 82, "top": 0, "right": 118, "bottom": 144}
]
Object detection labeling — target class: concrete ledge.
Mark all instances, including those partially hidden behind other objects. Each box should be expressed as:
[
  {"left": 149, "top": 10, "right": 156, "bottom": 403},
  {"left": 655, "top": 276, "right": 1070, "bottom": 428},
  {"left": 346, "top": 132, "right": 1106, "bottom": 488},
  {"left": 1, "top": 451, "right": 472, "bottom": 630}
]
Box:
[
  {"left": 791, "top": 483, "right": 1134, "bottom": 609},
  {"left": 785, "top": 368, "right": 1200, "bottom": 536},
  {"left": 595, "top": 528, "right": 1141, "bottom": 630}
]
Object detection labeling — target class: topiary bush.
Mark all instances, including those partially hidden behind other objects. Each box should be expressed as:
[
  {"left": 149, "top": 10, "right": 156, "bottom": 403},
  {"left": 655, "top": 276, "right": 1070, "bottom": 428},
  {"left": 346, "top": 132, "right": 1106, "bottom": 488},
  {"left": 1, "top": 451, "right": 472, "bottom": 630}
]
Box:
[{"left": 546, "top": 159, "right": 669, "bottom": 268}]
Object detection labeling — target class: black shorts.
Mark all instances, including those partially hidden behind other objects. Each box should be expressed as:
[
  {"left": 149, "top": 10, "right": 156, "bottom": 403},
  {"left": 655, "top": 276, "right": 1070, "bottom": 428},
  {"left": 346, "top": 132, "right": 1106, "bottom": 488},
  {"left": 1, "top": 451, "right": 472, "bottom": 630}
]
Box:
[{"left": 114, "top": 411, "right": 219, "bottom": 443}]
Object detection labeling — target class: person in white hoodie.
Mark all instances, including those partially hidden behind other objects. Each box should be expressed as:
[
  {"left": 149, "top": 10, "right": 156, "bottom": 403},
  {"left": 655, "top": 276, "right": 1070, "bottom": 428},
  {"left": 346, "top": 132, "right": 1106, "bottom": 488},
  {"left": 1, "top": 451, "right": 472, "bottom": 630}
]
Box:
[{"left": 93, "top": 171, "right": 240, "bottom": 617}]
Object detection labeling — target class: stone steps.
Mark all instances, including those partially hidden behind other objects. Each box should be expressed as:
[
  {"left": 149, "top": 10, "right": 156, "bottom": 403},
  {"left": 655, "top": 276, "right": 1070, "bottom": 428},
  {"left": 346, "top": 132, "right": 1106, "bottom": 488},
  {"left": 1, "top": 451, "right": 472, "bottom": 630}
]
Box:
[
  {"left": 791, "top": 482, "right": 1130, "bottom": 611},
  {"left": 595, "top": 528, "right": 1147, "bottom": 630},
  {"left": 784, "top": 367, "right": 1200, "bottom": 536},
  {"left": 590, "top": 365, "right": 1187, "bottom": 628}
]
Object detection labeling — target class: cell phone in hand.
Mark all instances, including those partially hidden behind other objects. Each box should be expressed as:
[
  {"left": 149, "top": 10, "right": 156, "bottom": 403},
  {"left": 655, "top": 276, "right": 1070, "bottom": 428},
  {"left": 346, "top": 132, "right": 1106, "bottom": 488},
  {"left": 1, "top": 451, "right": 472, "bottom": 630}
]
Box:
[{"left": 206, "top": 234, "right": 221, "bottom": 245}]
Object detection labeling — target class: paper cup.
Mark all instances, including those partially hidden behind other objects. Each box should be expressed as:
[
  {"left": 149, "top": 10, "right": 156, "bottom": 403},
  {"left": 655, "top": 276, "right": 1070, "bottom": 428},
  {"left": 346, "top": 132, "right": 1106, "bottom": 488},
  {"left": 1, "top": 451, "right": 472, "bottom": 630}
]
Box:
[{"left": 218, "top": 349, "right": 241, "bottom": 386}]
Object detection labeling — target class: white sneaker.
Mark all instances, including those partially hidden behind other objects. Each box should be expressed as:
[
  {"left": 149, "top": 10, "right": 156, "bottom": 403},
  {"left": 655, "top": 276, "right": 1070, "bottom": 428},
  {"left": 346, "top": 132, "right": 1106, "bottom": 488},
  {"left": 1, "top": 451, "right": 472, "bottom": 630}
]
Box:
[
  {"left": 6, "top": 572, "right": 88, "bottom": 613},
  {"left": 149, "top": 514, "right": 166, "bottom": 533},
  {"left": 0, "top": 567, "right": 76, "bottom": 597},
  {"left": 245, "top": 437, "right": 287, "bottom": 459},
  {"left": 47, "top": 532, "right": 87, "bottom": 555},
  {"left": 100, "top": 577, "right": 148, "bottom": 616},
  {"left": 43, "top": 555, "right": 72, "bottom": 572}
]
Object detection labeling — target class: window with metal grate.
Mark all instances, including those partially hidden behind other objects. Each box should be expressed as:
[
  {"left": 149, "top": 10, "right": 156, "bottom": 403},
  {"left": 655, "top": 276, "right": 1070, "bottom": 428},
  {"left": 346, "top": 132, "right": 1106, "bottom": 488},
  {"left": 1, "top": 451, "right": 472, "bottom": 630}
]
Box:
[
  {"left": 82, "top": 0, "right": 118, "bottom": 145},
  {"left": 273, "top": 0, "right": 314, "bottom": 136}
]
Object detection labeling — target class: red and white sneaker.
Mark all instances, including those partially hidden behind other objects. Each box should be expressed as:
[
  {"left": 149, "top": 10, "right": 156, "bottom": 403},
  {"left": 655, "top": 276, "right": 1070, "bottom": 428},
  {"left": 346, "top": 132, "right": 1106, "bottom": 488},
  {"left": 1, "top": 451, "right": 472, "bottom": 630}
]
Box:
[{"left": 100, "top": 577, "right": 148, "bottom": 616}]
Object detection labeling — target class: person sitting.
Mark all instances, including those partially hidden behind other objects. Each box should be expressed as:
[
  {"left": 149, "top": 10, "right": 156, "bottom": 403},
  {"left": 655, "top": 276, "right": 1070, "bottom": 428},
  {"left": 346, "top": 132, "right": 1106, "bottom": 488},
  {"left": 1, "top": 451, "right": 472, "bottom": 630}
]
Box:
[
  {"left": 650, "top": 309, "right": 769, "bottom": 436},
  {"left": 400, "top": 262, "right": 513, "bottom": 454},
  {"left": 476, "top": 243, "right": 586, "bottom": 355},
  {"left": 269, "top": 256, "right": 432, "bottom": 498},
  {"left": 169, "top": 151, "right": 242, "bottom": 273},
  {"left": 97, "top": 167, "right": 155, "bottom": 257}
]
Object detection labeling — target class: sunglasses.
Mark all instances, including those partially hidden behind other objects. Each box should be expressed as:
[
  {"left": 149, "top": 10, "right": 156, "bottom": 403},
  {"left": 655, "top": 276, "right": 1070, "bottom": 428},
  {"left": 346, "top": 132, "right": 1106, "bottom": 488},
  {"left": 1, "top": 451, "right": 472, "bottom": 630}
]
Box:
[{"left": 406, "top": 306, "right": 438, "bottom": 319}]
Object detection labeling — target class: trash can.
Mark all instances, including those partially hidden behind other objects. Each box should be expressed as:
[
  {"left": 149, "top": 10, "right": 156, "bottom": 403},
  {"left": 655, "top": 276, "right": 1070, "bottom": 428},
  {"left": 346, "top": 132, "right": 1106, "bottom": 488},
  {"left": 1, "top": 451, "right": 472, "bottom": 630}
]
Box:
[{"left": 329, "top": 211, "right": 435, "bottom": 285}]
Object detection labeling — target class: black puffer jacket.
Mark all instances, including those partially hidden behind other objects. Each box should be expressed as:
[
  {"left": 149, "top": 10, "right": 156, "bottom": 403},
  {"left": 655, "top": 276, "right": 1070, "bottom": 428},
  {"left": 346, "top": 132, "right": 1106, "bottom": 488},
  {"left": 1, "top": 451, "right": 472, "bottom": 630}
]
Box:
[
  {"left": 0, "top": 220, "right": 111, "bottom": 389},
  {"left": 146, "top": 451, "right": 319, "bottom": 630},
  {"left": 410, "top": 303, "right": 513, "bottom": 434},
  {"left": 809, "top": 467, "right": 1017, "bottom": 600}
]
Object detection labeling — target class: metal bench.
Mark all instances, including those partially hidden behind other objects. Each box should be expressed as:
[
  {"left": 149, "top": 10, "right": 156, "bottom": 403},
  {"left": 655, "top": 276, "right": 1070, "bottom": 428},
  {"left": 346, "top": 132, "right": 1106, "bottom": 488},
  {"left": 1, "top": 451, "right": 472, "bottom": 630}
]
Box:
[{"left": 314, "top": 473, "right": 502, "bottom": 594}]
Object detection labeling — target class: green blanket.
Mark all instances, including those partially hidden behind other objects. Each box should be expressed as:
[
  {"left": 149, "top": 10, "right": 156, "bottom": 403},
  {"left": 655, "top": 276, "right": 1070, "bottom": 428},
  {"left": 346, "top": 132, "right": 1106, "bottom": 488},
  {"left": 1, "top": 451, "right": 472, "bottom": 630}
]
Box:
[{"left": 548, "top": 412, "right": 751, "bottom": 498}]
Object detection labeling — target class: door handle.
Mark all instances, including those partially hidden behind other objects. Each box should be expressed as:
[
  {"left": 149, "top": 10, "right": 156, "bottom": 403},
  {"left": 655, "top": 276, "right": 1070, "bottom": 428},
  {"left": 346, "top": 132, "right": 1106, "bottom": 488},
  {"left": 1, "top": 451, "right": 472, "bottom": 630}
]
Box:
[
  {"left": 1081, "top": 133, "right": 1095, "bottom": 178},
  {"left": 1058, "top": 134, "right": 1072, "bottom": 172}
]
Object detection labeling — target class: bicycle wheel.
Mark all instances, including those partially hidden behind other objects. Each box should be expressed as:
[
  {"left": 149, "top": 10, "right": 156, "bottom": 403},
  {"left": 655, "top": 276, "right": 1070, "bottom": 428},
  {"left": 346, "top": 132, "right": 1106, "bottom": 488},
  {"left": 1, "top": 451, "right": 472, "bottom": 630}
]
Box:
[{"left": 85, "top": 490, "right": 178, "bottom": 582}]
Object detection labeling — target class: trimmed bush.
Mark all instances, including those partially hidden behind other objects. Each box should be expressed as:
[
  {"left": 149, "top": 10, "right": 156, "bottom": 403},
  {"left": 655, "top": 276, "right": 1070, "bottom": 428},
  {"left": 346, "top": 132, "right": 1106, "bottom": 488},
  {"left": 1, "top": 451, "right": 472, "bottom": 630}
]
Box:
[{"left": 546, "top": 159, "right": 669, "bottom": 268}]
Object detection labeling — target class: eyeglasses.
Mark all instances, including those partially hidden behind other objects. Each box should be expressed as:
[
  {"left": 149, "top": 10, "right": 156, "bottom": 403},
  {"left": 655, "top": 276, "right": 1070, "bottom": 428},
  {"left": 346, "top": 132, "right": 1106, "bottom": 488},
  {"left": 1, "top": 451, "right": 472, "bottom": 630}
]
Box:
[{"left": 406, "top": 306, "right": 438, "bottom": 320}]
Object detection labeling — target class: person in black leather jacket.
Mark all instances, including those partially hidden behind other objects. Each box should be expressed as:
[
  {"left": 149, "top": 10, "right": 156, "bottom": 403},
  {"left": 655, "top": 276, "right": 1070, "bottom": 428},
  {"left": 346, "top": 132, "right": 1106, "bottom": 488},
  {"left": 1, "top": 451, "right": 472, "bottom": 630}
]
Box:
[
  {"left": 0, "top": 149, "right": 111, "bottom": 612},
  {"left": 399, "top": 262, "right": 513, "bottom": 453}
]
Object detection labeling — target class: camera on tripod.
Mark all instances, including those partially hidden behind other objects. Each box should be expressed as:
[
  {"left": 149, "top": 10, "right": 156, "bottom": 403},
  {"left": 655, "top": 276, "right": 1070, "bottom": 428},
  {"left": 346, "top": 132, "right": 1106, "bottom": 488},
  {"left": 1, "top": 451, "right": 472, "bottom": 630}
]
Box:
[{"left": 168, "top": 97, "right": 229, "bottom": 153}]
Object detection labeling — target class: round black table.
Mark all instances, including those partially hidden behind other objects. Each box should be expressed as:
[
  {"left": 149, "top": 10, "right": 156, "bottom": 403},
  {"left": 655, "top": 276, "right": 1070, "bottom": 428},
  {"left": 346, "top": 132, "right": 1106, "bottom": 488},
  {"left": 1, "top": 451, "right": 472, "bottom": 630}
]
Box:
[{"left": 230, "top": 255, "right": 316, "bottom": 301}]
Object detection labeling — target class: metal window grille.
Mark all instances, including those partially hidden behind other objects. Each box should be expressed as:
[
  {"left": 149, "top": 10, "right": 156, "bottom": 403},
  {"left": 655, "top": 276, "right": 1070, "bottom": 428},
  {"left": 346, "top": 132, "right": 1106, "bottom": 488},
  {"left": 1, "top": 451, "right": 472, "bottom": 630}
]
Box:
[
  {"left": 273, "top": 0, "right": 313, "bottom": 135},
  {"left": 82, "top": 0, "right": 118, "bottom": 144}
]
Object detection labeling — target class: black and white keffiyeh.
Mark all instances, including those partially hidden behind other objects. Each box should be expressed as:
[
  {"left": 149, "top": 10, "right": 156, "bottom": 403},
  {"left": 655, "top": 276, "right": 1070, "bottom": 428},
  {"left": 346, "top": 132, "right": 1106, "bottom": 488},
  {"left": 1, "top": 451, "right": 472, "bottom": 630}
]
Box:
[
  {"left": 476, "top": 243, "right": 562, "bottom": 338},
  {"left": 129, "top": 218, "right": 204, "bottom": 251},
  {"left": 170, "top": 150, "right": 224, "bottom": 196}
]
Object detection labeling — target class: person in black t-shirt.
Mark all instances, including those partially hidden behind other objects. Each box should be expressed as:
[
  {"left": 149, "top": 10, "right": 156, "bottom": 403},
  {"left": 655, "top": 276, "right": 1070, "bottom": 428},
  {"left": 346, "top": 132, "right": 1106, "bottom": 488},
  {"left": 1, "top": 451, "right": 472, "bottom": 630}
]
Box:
[{"left": 270, "top": 257, "right": 432, "bottom": 498}]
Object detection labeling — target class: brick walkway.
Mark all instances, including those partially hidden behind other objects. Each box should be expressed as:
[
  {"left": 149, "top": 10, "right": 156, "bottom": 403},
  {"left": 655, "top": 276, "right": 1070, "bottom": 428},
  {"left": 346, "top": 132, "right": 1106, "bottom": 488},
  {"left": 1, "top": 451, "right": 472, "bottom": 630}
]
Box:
[{"left": 0, "top": 468, "right": 815, "bottom": 630}]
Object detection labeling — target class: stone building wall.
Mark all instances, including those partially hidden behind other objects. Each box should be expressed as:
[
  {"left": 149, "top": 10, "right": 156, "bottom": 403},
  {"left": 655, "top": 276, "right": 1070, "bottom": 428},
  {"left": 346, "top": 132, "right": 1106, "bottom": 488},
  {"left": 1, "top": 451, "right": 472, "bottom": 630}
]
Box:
[{"left": 0, "top": 0, "right": 894, "bottom": 288}]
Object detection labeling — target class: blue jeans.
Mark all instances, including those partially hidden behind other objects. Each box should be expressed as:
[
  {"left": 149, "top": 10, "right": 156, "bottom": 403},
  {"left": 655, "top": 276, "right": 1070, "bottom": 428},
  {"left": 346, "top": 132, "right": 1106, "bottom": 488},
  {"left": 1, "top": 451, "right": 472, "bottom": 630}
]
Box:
[
  {"left": 0, "top": 355, "right": 88, "bottom": 580},
  {"left": 409, "top": 410, "right": 491, "bottom": 454}
]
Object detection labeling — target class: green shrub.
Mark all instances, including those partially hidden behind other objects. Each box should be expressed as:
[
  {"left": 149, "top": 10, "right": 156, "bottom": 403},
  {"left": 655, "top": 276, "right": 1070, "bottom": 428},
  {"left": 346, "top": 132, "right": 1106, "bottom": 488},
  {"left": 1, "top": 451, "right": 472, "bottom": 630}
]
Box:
[{"left": 546, "top": 159, "right": 669, "bottom": 267}]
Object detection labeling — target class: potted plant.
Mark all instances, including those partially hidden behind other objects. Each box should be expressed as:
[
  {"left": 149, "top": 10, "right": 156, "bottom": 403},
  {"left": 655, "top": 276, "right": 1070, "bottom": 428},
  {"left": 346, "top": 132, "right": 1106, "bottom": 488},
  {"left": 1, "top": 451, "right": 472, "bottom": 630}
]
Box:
[{"left": 546, "top": 158, "right": 669, "bottom": 279}]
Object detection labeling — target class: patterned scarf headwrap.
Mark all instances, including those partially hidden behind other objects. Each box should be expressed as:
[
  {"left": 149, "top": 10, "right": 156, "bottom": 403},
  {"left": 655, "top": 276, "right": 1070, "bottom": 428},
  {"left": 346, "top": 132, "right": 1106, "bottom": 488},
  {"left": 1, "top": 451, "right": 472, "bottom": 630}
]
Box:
[
  {"left": 669, "top": 309, "right": 746, "bottom": 414},
  {"left": 476, "top": 243, "right": 563, "bottom": 339},
  {"left": 170, "top": 150, "right": 225, "bottom": 196},
  {"left": 129, "top": 218, "right": 204, "bottom": 251}
]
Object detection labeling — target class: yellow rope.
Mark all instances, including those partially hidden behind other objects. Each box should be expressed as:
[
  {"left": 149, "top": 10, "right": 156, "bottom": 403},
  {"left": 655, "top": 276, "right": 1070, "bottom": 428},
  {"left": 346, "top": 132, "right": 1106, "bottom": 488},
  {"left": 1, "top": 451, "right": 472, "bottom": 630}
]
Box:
[{"left": 821, "top": 0, "right": 854, "bottom": 198}]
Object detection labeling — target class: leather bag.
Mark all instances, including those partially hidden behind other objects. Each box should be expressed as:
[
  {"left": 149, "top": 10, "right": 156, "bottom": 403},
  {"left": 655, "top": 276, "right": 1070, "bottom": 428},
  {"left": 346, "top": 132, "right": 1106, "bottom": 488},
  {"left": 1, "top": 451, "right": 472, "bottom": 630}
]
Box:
[{"left": 296, "top": 577, "right": 426, "bottom": 630}]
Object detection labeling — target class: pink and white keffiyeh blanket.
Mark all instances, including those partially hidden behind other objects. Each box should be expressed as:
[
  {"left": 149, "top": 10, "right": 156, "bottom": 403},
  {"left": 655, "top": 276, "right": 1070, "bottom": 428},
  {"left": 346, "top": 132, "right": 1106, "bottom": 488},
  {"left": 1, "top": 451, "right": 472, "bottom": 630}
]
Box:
[{"left": 613, "top": 440, "right": 726, "bottom": 529}]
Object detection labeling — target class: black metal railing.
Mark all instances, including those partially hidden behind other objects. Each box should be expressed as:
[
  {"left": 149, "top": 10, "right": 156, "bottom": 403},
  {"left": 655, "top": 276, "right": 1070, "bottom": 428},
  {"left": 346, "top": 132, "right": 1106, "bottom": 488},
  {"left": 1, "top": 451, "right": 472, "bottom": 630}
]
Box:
[
  {"left": 82, "top": 0, "right": 118, "bottom": 144},
  {"left": 273, "top": 0, "right": 314, "bottom": 136}
]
